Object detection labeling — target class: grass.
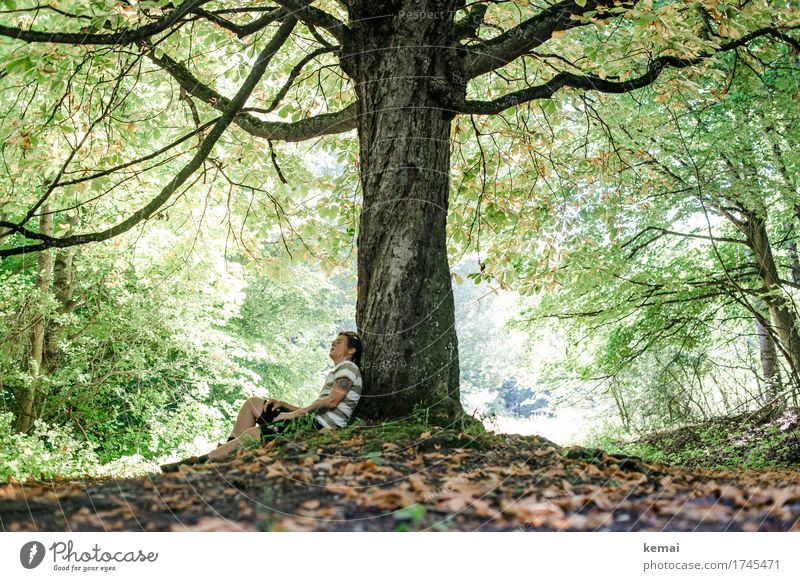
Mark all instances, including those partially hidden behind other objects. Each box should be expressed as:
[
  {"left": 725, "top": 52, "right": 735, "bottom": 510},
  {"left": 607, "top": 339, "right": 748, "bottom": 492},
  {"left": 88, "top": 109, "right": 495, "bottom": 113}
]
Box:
[{"left": 591, "top": 408, "right": 800, "bottom": 471}]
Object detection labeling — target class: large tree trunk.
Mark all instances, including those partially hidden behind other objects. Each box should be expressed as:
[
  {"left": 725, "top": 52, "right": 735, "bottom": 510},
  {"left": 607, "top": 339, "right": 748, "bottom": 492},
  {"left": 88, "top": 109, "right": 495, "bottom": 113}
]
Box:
[
  {"left": 342, "top": 1, "right": 473, "bottom": 426},
  {"left": 763, "top": 121, "right": 800, "bottom": 285},
  {"left": 15, "top": 205, "right": 54, "bottom": 433}
]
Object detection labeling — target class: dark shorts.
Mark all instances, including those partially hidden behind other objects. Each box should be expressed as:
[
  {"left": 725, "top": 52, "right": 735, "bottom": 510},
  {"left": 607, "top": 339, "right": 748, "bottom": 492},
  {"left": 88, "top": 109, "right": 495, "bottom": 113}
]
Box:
[{"left": 256, "top": 402, "right": 324, "bottom": 441}]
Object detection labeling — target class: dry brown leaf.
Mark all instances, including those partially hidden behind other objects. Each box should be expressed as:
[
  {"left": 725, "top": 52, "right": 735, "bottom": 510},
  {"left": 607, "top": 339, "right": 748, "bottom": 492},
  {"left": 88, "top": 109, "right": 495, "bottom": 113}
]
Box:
[
  {"left": 42, "top": 488, "right": 81, "bottom": 501},
  {"left": 502, "top": 495, "right": 565, "bottom": 527},
  {"left": 290, "top": 470, "right": 311, "bottom": 483},
  {"left": 408, "top": 452, "right": 424, "bottom": 465},
  {"left": 174, "top": 517, "right": 254, "bottom": 532},
  {"left": 422, "top": 452, "right": 447, "bottom": 460},
  {"left": 407, "top": 473, "right": 430, "bottom": 494},
  {"left": 263, "top": 462, "right": 288, "bottom": 479},
  {"left": 505, "top": 462, "right": 532, "bottom": 476},
  {"left": 768, "top": 485, "right": 800, "bottom": 508},
  {"left": 315, "top": 506, "right": 338, "bottom": 518},
  {"left": 579, "top": 463, "right": 605, "bottom": 478},
  {"left": 362, "top": 487, "right": 417, "bottom": 510},
  {"left": 340, "top": 435, "right": 364, "bottom": 446},
  {"left": 435, "top": 480, "right": 496, "bottom": 513},
  {"left": 678, "top": 503, "right": 733, "bottom": 522},
  {"left": 272, "top": 517, "right": 316, "bottom": 531},
  {"left": 533, "top": 447, "right": 558, "bottom": 458}
]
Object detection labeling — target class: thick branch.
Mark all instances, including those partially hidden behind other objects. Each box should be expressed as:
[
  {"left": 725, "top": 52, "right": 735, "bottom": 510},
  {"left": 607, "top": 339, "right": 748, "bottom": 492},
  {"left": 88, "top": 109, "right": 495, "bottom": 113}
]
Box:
[
  {"left": 192, "top": 6, "right": 286, "bottom": 38},
  {"left": 622, "top": 226, "right": 748, "bottom": 259},
  {"left": 0, "top": 0, "right": 210, "bottom": 45},
  {"left": 145, "top": 46, "right": 356, "bottom": 141},
  {"left": 271, "top": 0, "right": 352, "bottom": 44},
  {"left": 462, "top": 0, "right": 639, "bottom": 79},
  {"left": 450, "top": 26, "right": 800, "bottom": 115},
  {"left": 453, "top": 3, "right": 488, "bottom": 40},
  {"left": 0, "top": 16, "right": 298, "bottom": 259}
]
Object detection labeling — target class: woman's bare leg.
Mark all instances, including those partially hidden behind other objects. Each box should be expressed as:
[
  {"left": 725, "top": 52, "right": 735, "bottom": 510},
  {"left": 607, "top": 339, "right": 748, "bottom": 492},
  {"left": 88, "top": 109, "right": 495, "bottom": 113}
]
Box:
[
  {"left": 206, "top": 426, "right": 262, "bottom": 460},
  {"left": 229, "top": 396, "right": 268, "bottom": 440},
  {"left": 205, "top": 395, "right": 286, "bottom": 461}
]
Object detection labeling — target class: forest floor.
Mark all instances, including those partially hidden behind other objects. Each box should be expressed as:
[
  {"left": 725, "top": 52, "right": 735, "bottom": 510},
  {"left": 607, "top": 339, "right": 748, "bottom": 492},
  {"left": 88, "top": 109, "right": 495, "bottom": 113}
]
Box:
[
  {"left": 606, "top": 407, "right": 800, "bottom": 472},
  {"left": 1, "top": 420, "right": 800, "bottom": 532}
]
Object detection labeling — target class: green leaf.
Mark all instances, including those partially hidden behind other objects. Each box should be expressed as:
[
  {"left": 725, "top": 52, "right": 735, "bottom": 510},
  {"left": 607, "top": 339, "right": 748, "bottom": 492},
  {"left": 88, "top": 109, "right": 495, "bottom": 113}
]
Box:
[
  {"left": 5, "top": 56, "right": 34, "bottom": 75},
  {"left": 394, "top": 504, "right": 426, "bottom": 522}
]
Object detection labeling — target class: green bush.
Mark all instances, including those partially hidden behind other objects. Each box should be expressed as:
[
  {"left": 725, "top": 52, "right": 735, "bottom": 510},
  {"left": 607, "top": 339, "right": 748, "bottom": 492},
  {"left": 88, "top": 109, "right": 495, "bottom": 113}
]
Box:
[{"left": 0, "top": 412, "right": 100, "bottom": 481}]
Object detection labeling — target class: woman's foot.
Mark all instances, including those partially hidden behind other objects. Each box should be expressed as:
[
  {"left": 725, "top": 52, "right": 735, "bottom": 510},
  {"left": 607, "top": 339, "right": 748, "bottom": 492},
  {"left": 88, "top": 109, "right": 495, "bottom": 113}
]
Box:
[{"left": 160, "top": 454, "right": 209, "bottom": 473}]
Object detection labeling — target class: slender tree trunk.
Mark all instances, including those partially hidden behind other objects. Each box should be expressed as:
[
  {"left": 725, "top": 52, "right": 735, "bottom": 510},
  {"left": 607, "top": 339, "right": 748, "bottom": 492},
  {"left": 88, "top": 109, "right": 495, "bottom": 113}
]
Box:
[
  {"left": 610, "top": 380, "right": 630, "bottom": 430},
  {"left": 43, "top": 212, "right": 79, "bottom": 373},
  {"left": 745, "top": 213, "right": 797, "bottom": 408},
  {"left": 342, "top": 1, "right": 473, "bottom": 425},
  {"left": 754, "top": 310, "right": 781, "bottom": 405},
  {"left": 786, "top": 234, "right": 800, "bottom": 286},
  {"left": 15, "top": 205, "right": 54, "bottom": 433}
]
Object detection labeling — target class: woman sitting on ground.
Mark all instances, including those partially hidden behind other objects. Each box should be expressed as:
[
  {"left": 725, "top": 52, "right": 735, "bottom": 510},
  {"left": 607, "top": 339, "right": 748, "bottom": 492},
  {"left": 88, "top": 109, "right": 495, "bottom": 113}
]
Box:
[{"left": 160, "top": 331, "right": 362, "bottom": 472}]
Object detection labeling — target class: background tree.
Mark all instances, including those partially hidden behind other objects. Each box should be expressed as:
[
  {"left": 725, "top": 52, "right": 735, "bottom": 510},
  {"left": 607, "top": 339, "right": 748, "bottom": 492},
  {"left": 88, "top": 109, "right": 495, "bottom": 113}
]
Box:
[{"left": 504, "top": 30, "right": 800, "bottom": 432}]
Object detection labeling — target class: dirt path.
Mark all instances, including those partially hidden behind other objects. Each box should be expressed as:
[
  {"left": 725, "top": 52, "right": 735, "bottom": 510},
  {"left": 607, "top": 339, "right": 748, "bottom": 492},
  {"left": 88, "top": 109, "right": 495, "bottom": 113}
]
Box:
[{"left": 2, "top": 425, "right": 799, "bottom": 531}]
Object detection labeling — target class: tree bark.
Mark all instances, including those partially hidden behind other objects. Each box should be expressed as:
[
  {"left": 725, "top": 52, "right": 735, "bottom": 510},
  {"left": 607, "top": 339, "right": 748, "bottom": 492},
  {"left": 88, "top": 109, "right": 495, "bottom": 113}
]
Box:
[
  {"left": 763, "top": 121, "right": 800, "bottom": 285},
  {"left": 342, "top": 1, "right": 472, "bottom": 425},
  {"left": 754, "top": 310, "right": 781, "bottom": 405},
  {"left": 15, "top": 205, "right": 54, "bottom": 433},
  {"left": 745, "top": 212, "right": 798, "bottom": 405},
  {"left": 43, "top": 212, "right": 80, "bottom": 374}
]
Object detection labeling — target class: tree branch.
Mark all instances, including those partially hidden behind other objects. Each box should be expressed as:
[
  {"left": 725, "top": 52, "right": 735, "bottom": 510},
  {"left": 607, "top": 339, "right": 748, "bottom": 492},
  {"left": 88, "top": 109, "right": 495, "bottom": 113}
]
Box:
[
  {"left": 462, "top": 0, "right": 639, "bottom": 79},
  {"left": 145, "top": 44, "right": 357, "bottom": 141},
  {"left": 0, "top": 15, "right": 298, "bottom": 259},
  {"left": 622, "top": 226, "right": 748, "bottom": 259},
  {"left": 270, "top": 0, "right": 352, "bottom": 44},
  {"left": 453, "top": 3, "right": 488, "bottom": 40},
  {"left": 0, "top": 0, "right": 211, "bottom": 45},
  {"left": 450, "top": 26, "right": 800, "bottom": 115},
  {"left": 192, "top": 6, "right": 286, "bottom": 38}
]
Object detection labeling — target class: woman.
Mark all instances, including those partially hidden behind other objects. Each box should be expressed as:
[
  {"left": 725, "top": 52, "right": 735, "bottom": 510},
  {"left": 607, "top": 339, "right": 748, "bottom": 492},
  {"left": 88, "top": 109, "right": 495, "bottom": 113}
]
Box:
[{"left": 160, "top": 331, "right": 363, "bottom": 472}]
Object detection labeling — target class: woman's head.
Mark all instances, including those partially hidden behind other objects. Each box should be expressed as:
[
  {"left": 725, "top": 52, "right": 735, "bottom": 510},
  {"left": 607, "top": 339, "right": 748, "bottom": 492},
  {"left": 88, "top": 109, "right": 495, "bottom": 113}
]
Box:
[{"left": 329, "top": 331, "right": 362, "bottom": 366}]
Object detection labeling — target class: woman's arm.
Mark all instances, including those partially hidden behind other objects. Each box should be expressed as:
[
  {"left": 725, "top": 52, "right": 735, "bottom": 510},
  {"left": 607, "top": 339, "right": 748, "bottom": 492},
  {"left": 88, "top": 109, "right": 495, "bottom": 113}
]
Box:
[
  {"left": 268, "top": 399, "right": 300, "bottom": 412},
  {"left": 276, "top": 378, "right": 353, "bottom": 419}
]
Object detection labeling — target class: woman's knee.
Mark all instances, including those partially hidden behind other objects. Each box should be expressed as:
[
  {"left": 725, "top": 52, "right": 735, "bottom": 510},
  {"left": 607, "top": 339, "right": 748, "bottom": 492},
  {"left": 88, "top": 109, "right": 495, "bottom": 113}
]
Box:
[{"left": 243, "top": 396, "right": 265, "bottom": 415}]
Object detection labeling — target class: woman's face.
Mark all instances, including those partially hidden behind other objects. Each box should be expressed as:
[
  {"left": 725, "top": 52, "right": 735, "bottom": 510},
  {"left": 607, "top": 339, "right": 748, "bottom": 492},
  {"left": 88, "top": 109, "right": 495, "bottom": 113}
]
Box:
[{"left": 329, "top": 334, "right": 355, "bottom": 362}]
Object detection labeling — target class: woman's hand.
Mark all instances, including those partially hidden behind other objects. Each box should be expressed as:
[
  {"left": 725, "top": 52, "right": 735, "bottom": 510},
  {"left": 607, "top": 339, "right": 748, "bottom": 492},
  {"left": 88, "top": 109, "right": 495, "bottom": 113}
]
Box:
[
  {"left": 275, "top": 410, "right": 301, "bottom": 421},
  {"left": 263, "top": 399, "right": 283, "bottom": 411}
]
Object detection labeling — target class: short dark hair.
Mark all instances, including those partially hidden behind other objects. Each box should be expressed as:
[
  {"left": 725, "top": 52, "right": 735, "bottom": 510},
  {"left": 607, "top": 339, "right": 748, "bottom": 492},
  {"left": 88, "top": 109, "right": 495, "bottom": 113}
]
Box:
[{"left": 338, "top": 331, "right": 362, "bottom": 367}]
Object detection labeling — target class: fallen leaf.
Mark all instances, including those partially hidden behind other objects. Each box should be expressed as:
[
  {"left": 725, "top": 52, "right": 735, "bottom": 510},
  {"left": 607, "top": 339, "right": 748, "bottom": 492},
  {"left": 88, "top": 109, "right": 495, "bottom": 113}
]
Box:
[{"left": 361, "top": 487, "right": 417, "bottom": 510}]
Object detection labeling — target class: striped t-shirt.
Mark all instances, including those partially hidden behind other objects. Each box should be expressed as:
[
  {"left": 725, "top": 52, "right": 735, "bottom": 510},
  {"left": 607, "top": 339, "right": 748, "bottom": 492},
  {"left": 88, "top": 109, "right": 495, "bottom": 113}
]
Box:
[{"left": 314, "top": 360, "right": 362, "bottom": 429}]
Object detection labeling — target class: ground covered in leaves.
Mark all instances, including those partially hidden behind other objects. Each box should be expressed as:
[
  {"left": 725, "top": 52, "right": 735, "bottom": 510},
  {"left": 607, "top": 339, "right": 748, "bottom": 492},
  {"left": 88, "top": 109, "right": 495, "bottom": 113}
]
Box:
[{"left": 2, "top": 422, "right": 800, "bottom": 531}]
